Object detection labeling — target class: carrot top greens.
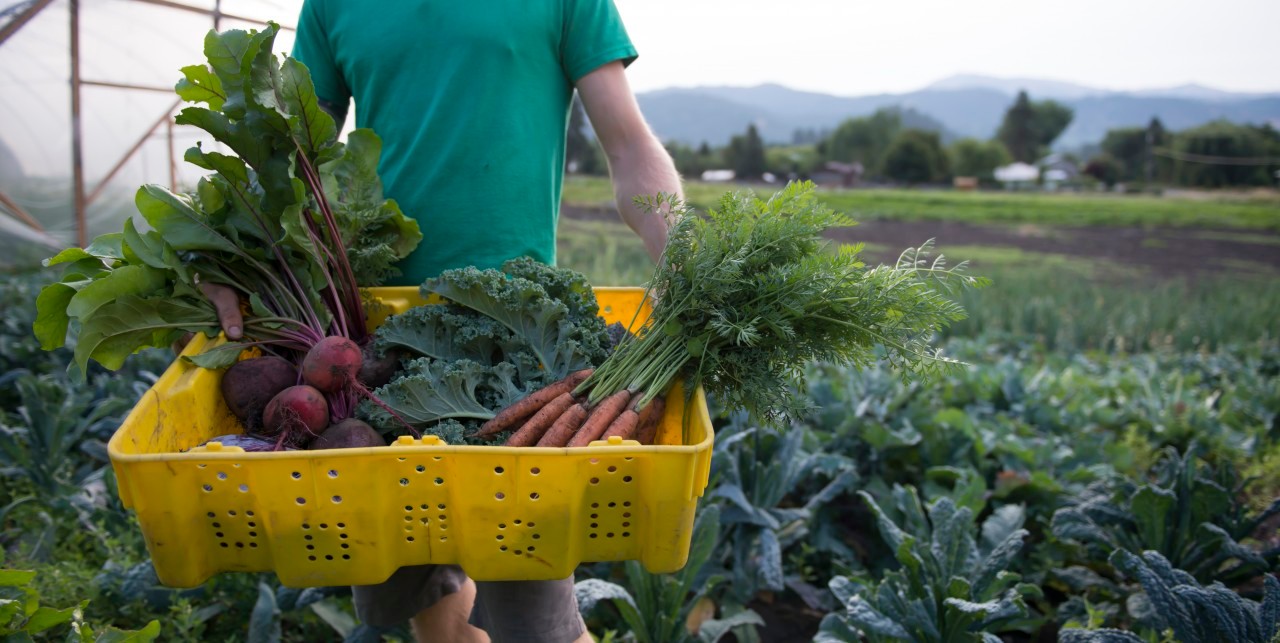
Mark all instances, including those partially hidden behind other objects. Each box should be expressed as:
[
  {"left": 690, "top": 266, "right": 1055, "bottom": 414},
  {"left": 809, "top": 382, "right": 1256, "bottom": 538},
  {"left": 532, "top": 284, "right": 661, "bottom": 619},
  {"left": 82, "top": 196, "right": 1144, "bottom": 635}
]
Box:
[{"left": 579, "top": 181, "right": 988, "bottom": 426}]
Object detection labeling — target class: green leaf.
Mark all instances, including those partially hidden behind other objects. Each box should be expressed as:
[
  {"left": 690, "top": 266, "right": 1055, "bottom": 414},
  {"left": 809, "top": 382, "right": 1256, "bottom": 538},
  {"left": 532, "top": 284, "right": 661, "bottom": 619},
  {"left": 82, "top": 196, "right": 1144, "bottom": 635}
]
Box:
[
  {"left": 1130, "top": 485, "right": 1176, "bottom": 554},
  {"left": 73, "top": 295, "right": 217, "bottom": 373},
  {"left": 94, "top": 619, "right": 161, "bottom": 642},
  {"left": 134, "top": 185, "right": 241, "bottom": 254},
  {"left": 42, "top": 248, "right": 94, "bottom": 267},
  {"left": 66, "top": 265, "right": 167, "bottom": 321},
  {"left": 23, "top": 603, "right": 81, "bottom": 634},
  {"left": 0, "top": 570, "right": 35, "bottom": 587},
  {"left": 697, "top": 609, "right": 764, "bottom": 643},
  {"left": 308, "top": 600, "right": 355, "bottom": 638},
  {"left": 176, "top": 64, "right": 225, "bottom": 110},
  {"left": 183, "top": 342, "right": 250, "bottom": 369},
  {"left": 84, "top": 233, "right": 126, "bottom": 260},
  {"left": 365, "top": 359, "right": 497, "bottom": 427},
  {"left": 275, "top": 58, "right": 337, "bottom": 156},
  {"left": 247, "top": 582, "right": 281, "bottom": 643},
  {"left": 33, "top": 282, "right": 78, "bottom": 350}
]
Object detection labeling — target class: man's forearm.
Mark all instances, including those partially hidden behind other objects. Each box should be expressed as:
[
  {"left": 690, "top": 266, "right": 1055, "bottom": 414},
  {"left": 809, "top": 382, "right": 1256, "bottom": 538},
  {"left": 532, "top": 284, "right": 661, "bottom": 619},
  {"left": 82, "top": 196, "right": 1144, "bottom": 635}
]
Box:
[{"left": 607, "top": 136, "right": 683, "bottom": 263}]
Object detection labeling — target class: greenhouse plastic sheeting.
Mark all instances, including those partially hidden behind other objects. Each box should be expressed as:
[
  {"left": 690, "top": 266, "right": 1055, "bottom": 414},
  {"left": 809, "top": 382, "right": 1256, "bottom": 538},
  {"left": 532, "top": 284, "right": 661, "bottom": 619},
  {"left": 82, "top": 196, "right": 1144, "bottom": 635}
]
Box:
[{"left": 0, "top": 0, "right": 302, "bottom": 270}]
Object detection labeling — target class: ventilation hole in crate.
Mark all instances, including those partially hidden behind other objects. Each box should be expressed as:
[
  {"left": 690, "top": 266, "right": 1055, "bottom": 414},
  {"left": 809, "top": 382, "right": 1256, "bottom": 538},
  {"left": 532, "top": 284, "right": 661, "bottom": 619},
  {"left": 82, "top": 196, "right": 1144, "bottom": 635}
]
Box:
[
  {"left": 397, "top": 457, "right": 406, "bottom": 462},
  {"left": 292, "top": 471, "right": 301, "bottom": 479},
  {"left": 341, "top": 543, "right": 349, "bottom": 549},
  {"left": 532, "top": 533, "right": 541, "bottom": 540},
  {"left": 296, "top": 497, "right": 306, "bottom": 505},
  {"left": 433, "top": 456, "right": 442, "bottom": 462},
  {"left": 500, "top": 545, "right": 508, "bottom": 552},
  {"left": 340, "top": 533, "right": 348, "bottom": 539},
  {"left": 496, "top": 535, "right": 504, "bottom": 541},
  {"left": 421, "top": 504, "right": 429, "bottom": 510},
  {"left": 308, "top": 555, "right": 316, "bottom": 561},
  {"left": 248, "top": 521, "right": 256, "bottom": 527},
  {"left": 407, "top": 536, "right": 415, "bottom": 542},
  {"left": 405, "top": 525, "right": 413, "bottom": 532},
  {"left": 589, "top": 533, "right": 597, "bottom": 539},
  {"left": 440, "top": 536, "right": 448, "bottom": 542},
  {"left": 228, "top": 510, "right": 237, "bottom": 516},
  {"left": 607, "top": 466, "right": 616, "bottom": 473},
  {"left": 622, "top": 522, "right": 631, "bottom": 528},
  {"left": 304, "top": 535, "right": 313, "bottom": 541},
  {"left": 624, "top": 457, "right": 633, "bottom": 462},
  {"left": 623, "top": 476, "right": 633, "bottom": 483},
  {"left": 603, "top": 305, "right": 613, "bottom": 314},
  {"left": 236, "top": 542, "right": 244, "bottom": 548},
  {"left": 530, "top": 467, "right": 540, "bottom": 475},
  {"left": 342, "top": 554, "right": 350, "bottom": 560},
  {"left": 198, "top": 464, "right": 207, "bottom": 468},
  {"left": 414, "top": 465, "right": 425, "bottom": 473},
  {"left": 233, "top": 463, "right": 241, "bottom": 468},
  {"left": 332, "top": 495, "right": 342, "bottom": 504},
  {"left": 622, "top": 512, "right": 631, "bottom": 518},
  {"left": 527, "top": 492, "right": 539, "bottom": 500},
  {"left": 590, "top": 458, "right": 599, "bottom": 465},
  {"left": 623, "top": 501, "right": 632, "bottom": 507},
  {"left": 623, "top": 532, "right": 631, "bottom": 537},
  {"left": 513, "top": 550, "right": 522, "bottom": 556},
  {"left": 498, "top": 523, "right": 506, "bottom": 529},
  {"left": 337, "top": 522, "right": 345, "bottom": 529},
  {"left": 434, "top": 477, "right": 444, "bottom": 485},
  {"left": 441, "top": 524, "right": 449, "bottom": 531},
  {"left": 527, "top": 522, "right": 536, "bottom": 527},
  {"left": 399, "top": 478, "right": 409, "bottom": 486},
  {"left": 405, "top": 505, "right": 413, "bottom": 512},
  {"left": 494, "top": 466, "right": 504, "bottom": 474},
  {"left": 217, "top": 471, "right": 227, "bottom": 480},
  {"left": 589, "top": 478, "right": 599, "bottom": 485},
  {"left": 591, "top": 502, "right": 599, "bottom": 508},
  {"left": 590, "top": 523, "right": 598, "bottom": 528},
  {"left": 438, "top": 514, "right": 446, "bottom": 521},
  {"left": 608, "top": 502, "right": 616, "bottom": 508},
  {"left": 606, "top": 532, "right": 615, "bottom": 538},
  {"left": 207, "top": 512, "right": 215, "bottom": 518},
  {"left": 590, "top": 513, "right": 597, "bottom": 519},
  {"left": 212, "top": 522, "right": 221, "bottom": 528},
  {"left": 249, "top": 531, "right": 258, "bottom": 537},
  {"left": 202, "top": 484, "right": 212, "bottom": 492},
  {"left": 514, "top": 519, "right": 522, "bottom": 525},
  {"left": 495, "top": 492, "right": 505, "bottom": 500},
  {"left": 319, "top": 523, "right": 328, "bottom": 529},
  {"left": 328, "top": 469, "right": 338, "bottom": 478},
  {"left": 220, "top": 542, "right": 228, "bottom": 548},
  {"left": 438, "top": 503, "right": 447, "bottom": 510},
  {"left": 325, "top": 555, "right": 333, "bottom": 561},
  {"left": 239, "top": 484, "right": 249, "bottom": 492},
  {"left": 404, "top": 516, "right": 413, "bottom": 522},
  {"left": 216, "top": 531, "right": 224, "bottom": 537},
  {"left": 302, "top": 523, "right": 310, "bottom": 529},
  {"left": 250, "top": 542, "right": 258, "bottom": 548},
  {"left": 527, "top": 546, "right": 536, "bottom": 552},
  {"left": 246, "top": 510, "right": 255, "bottom": 517},
  {"left": 420, "top": 518, "right": 430, "bottom": 526}
]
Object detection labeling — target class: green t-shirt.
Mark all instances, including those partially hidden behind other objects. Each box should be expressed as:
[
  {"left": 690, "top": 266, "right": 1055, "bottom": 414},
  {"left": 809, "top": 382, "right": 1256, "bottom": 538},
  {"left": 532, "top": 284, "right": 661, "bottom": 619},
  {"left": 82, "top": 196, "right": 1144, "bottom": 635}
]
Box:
[{"left": 293, "top": 0, "right": 637, "bottom": 285}]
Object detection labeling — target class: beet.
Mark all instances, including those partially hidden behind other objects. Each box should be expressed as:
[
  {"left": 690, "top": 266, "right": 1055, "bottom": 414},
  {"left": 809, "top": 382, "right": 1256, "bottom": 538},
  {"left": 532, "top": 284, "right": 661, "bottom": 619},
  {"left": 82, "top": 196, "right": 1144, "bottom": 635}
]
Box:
[
  {"left": 308, "top": 418, "right": 386, "bottom": 450},
  {"left": 358, "top": 346, "right": 401, "bottom": 388},
  {"left": 302, "top": 336, "right": 363, "bottom": 393},
  {"left": 199, "top": 433, "right": 297, "bottom": 452},
  {"left": 220, "top": 356, "right": 297, "bottom": 430},
  {"left": 263, "top": 385, "right": 329, "bottom": 439}
]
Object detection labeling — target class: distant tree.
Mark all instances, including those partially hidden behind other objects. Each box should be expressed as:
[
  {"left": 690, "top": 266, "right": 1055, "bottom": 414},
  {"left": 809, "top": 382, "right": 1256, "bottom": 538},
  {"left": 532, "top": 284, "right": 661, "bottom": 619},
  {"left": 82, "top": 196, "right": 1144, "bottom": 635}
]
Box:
[
  {"left": 697, "top": 141, "right": 712, "bottom": 157},
  {"left": 997, "top": 91, "right": 1074, "bottom": 162},
  {"left": 948, "top": 138, "right": 1011, "bottom": 183},
  {"left": 726, "top": 124, "right": 767, "bottom": 179},
  {"left": 1100, "top": 127, "right": 1148, "bottom": 182},
  {"left": 1083, "top": 153, "right": 1123, "bottom": 188},
  {"left": 1172, "top": 120, "right": 1280, "bottom": 187},
  {"left": 565, "top": 95, "right": 605, "bottom": 175},
  {"left": 665, "top": 141, "right": 717, "bottom": 178},
  {"left": 824, "top": 108, "right": 902, "bottom": 176},
  {"left": 882, "top": 129, "right": 949, "bottom": 184}
]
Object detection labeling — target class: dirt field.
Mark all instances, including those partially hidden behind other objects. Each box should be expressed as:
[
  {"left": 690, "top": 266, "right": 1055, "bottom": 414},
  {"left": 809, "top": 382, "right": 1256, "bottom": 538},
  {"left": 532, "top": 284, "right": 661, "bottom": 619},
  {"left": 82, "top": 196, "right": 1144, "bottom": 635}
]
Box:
[{"left": 561, "top": 205, "right": 1280, "bottom": 280}]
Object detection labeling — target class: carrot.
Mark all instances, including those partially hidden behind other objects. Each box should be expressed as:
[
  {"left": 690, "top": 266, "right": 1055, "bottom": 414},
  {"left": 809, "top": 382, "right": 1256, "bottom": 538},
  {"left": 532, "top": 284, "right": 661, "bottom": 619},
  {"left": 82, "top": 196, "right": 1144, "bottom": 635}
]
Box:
[
  {"left": 536, "top": 402, "right": 589, "bottom": 447},
  {"left": 635, "top": 395, "right": 666, "bottom": 445},
  {"left": 601, "top": 409, "right": 641, "bottom": 441},
  {"left": 475, "top": 369, "right": 592, "bottom": 438},
  {"left": 568, "top": 390, "right": 633, "bottom": 447},
  {"left": 502, "top": 392, "right": 575, "bottom": 446}
]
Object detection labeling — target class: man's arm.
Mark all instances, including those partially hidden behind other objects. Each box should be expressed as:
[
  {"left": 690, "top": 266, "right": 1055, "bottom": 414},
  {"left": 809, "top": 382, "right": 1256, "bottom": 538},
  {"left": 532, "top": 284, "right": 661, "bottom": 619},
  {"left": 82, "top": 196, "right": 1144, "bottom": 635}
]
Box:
[{"left": 576, "top": 61, "right": 682, "bottom": 263}]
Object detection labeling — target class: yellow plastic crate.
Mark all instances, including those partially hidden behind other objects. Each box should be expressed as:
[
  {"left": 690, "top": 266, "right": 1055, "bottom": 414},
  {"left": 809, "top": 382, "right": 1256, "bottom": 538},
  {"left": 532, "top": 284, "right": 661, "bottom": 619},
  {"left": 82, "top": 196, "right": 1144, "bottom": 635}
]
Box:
[{"left": 107, "top": 287, "right": 714, "bottom": 588}]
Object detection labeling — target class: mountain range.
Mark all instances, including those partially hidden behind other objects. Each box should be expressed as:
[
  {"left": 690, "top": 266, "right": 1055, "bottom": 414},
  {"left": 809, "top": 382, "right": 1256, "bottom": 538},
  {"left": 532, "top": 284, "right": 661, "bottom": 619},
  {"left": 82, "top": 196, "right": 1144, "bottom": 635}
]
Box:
[{"left": 634, "top": 74, "right": 1280, "bottom": 150}]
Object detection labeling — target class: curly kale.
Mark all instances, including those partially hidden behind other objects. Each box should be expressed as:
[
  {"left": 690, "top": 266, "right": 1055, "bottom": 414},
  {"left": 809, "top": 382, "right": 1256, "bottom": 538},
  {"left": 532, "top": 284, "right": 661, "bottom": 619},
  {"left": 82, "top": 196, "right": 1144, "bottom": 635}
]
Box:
[{"left": 359, "top": 260, "right": 611, "bottom": 444}]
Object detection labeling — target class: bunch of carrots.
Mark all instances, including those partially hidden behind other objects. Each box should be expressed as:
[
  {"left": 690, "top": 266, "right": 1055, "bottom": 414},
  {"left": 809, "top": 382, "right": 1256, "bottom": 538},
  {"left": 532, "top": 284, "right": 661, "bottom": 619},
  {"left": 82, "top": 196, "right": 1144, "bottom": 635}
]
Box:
[{"left": 474, "top": 369, "right": 667, "bottom": 447}]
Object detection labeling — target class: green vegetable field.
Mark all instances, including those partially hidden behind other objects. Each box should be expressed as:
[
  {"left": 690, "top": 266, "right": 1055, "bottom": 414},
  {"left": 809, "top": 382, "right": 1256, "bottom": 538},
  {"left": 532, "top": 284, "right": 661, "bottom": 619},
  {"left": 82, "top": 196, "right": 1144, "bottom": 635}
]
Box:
[{"left": 2, "top": 186, "right": 1277, "bottom": 641}]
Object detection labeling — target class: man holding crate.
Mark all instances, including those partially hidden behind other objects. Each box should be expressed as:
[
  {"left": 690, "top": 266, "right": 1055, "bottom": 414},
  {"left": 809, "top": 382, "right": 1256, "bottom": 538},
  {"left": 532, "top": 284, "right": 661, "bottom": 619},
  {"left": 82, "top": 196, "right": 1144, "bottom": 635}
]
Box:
[{"left": 199, "top": 1, "right": 683, "bottom": 641}]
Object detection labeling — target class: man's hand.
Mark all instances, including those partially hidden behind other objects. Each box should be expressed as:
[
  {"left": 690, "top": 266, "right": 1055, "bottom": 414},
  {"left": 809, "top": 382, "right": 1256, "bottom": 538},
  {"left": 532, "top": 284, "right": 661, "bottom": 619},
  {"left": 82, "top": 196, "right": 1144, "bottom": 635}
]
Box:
[
  {"left": 171, "top": 282, "right": 243, "bottom": 355},
  {"left": 576, "top": 61, "right": 683, "bottom": 264}
]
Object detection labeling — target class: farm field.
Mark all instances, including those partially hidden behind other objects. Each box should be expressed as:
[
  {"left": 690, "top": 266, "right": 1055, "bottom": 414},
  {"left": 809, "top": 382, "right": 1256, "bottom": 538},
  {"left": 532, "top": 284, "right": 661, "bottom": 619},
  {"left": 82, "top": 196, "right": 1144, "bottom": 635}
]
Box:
[{"left": 0, "top": 185, "right": 1277, "bottom": 641}]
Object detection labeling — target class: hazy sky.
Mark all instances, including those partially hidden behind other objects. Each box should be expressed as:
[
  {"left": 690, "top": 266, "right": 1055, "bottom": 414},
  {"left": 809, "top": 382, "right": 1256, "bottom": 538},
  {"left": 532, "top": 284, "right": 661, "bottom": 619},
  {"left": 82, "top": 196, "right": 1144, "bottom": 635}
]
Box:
[{"left": 613, "top": 0, "right": 1280, "bottom": 95}]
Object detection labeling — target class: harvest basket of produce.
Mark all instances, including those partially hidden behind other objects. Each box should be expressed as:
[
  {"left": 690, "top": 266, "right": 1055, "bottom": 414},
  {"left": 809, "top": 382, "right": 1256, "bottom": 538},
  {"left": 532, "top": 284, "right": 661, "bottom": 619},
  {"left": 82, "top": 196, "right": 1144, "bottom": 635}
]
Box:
[{"left": 105, "top": 286, "right": 714, "bottom": 588}]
